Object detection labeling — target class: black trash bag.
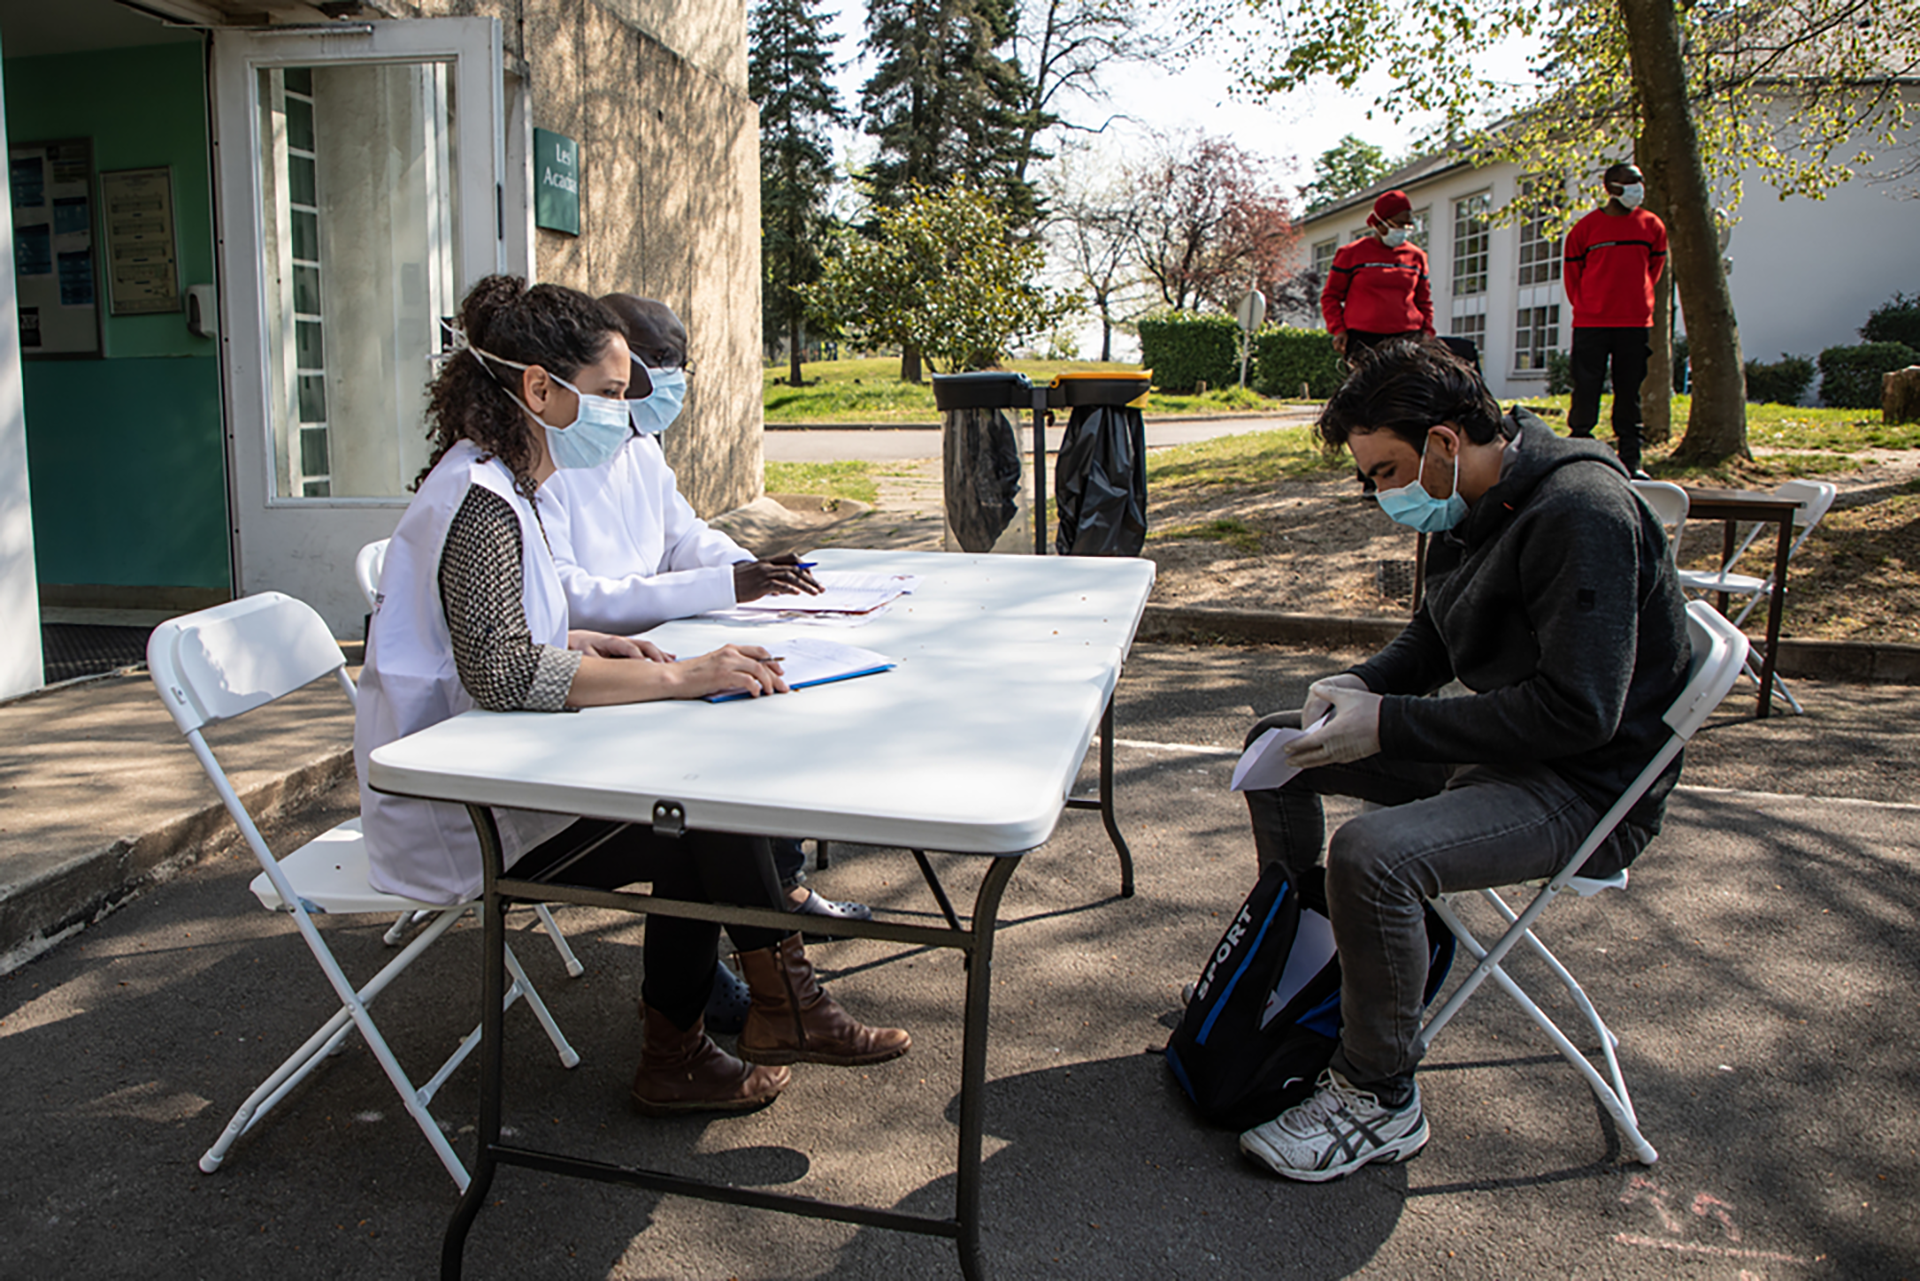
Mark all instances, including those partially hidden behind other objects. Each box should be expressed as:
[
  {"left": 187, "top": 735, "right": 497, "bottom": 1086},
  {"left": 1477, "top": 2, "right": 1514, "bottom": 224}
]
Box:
[
  {"left": 942, "top": 406, "right": 1024, "bottom": 553},
  {"left": 1054, "top": 403, "right": 1147, "bottom": 556}
]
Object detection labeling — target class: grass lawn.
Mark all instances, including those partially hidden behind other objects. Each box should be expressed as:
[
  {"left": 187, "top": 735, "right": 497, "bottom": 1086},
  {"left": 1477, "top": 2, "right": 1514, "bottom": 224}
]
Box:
[
  {"left": 763, "top": 459, "right": 880, "bottom": 505},
  {"left": 763, "top": 357, "right": 1299, "bottom": 423}
]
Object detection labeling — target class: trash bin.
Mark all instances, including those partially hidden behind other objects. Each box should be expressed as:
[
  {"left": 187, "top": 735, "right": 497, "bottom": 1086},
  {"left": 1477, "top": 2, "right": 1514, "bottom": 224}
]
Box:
[
  {"left": 931, "top": 372, "right": 1031, "bottom": 554},
  {"left": 1051, "top": 372, "right": 1151, "bottom": 557}
]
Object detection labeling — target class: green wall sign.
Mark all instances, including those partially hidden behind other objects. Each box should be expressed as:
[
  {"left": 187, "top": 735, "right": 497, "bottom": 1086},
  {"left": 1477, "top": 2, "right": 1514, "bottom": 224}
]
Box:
[{"left": 534, "top": 128, "right": 579, "bottom": 236}]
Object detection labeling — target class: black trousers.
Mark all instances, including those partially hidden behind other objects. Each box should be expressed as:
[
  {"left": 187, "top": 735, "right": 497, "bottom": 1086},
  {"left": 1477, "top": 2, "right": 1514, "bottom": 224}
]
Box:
[
  {"left": 514, "top": 819, "right": 789, "bottom": 1030},
  {"left": 1568, "top": 326, "right": 1651, "bottom": 471}
]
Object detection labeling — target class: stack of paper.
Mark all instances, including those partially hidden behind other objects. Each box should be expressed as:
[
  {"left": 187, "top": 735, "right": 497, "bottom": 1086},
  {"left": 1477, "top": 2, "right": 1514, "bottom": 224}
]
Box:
[
  {"left": 732, "top": 570, "right": 921, "bottom": 617},
  {"left": 706, "top": 637, "right": 896, "bottom": 703}
]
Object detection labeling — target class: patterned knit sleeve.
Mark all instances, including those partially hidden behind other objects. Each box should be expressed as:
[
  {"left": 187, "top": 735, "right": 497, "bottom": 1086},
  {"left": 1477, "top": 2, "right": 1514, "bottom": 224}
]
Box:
[{"left": 438, "top": 485, "right": 581, "bottom": 712}]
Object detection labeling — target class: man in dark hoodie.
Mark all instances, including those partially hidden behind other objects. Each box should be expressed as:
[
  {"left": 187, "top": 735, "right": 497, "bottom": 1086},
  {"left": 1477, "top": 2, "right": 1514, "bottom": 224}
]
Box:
[{"left": 1235, "top": 338, "right": 1690, "bottom": 1183}]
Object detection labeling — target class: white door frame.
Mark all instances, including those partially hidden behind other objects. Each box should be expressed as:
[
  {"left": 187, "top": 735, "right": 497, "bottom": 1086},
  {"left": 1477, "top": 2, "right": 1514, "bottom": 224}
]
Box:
[{"left": 210, "top": 17, "right": 505, "bottom": 635}]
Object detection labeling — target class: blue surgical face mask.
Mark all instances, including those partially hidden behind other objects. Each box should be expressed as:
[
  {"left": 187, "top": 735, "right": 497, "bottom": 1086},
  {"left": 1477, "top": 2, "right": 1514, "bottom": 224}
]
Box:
[
  {"left": 467, "top": 345, "right": 631, "bottom": 470},
  {"left": 628, "top": 363, "right": 687, "bottom": 436},
  {"left": 1382, "top": 226, "right": 1410, "bottom": 249},
  {"left": 1617, "top": 182, "right": 1646, "bottom": 209},
  {"left": 1375, "top": 437, "right": 1468, "bottom": 533}
]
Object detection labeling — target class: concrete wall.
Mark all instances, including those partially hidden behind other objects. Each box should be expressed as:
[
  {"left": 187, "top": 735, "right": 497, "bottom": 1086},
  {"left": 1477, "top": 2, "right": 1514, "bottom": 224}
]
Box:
[{"left": 379, "top": 0, "right": 763, "bottom": 518}]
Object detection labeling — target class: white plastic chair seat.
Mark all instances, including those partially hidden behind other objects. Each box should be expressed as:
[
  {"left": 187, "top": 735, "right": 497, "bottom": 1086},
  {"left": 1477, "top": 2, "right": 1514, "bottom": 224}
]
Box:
[
  {"left": 248, "top": 818, "right": 452, "bottom": 915},
  {"left": 1520, "top": 869, "right": 1629, "bottom": 897},
  {"left": 1676, "top": 568, "right": 1768, "bottom": 596}
]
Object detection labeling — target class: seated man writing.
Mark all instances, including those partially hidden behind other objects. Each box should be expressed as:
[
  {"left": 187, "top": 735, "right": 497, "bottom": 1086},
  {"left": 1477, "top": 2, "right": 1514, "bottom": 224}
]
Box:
[
  {"left": 1235, "top": 338, "right": 1690, "bottom": 1181},
  {"left": 540, "top": 295, "right": 872, "bottom": 1025}
]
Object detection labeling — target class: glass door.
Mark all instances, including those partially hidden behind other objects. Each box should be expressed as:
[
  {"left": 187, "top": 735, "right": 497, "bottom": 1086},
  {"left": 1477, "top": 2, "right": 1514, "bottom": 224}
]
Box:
[{"left": 212, "top": 18, "right": 505, "bottom": 633}]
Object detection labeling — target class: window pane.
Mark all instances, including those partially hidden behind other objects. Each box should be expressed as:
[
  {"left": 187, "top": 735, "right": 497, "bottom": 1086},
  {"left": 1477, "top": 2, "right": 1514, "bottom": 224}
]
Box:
[
  {"left": 285, "top": 95, "right": 315, "bottom": 152},
  {"left": 291, "top": 209, "right": 318, "bottom": 261},
  {"left": 293, "top": 265, "right": 321, "bottom": 314},
  {"left": 300, "top": 425, "right": 330, "bottom": 476},
  {"left": 295, "top": 319, "right": 324, "bottom": 368},
  {"left": 284, "top": 66, "right": 313, "bottom": 95},
  {"left": 288, "top": 154, "right": 316, "bottom": 206},
  {"left": 297, "top": 373, "right": 327, "bottom": 422}
]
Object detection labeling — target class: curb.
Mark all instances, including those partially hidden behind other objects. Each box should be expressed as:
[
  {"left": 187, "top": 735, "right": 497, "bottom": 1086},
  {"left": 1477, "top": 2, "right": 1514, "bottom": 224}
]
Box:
[
  {"left": 1137, "top": 605, "right": 1920, "bottom": 684},
  {"left": 0, "top": 748, "right": 355, "bottom": 976}
]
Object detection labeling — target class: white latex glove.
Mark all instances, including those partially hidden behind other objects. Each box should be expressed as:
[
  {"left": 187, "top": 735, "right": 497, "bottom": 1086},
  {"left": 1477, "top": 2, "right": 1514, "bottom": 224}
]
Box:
[
  {"left": 1301, "top": 672, "right": 1369, "bottom": 728},
  {"left": 1284, "top": 680, "right": 1383, "bottom": 769}
]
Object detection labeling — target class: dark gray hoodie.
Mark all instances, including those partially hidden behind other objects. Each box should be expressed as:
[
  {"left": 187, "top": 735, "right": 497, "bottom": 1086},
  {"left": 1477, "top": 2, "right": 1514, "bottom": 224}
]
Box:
[{"left": 1350, "top": 408, "right": 1691, "bottom": 867}]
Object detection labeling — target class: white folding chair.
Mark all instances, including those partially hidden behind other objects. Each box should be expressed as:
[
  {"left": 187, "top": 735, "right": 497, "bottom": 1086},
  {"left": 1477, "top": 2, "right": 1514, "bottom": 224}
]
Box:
[
  {"left": 1413, "top": 601, "right": 1751, "bottom": 1165},
  {"left": 1629, "top": 478, "right": 1688, "bottom": 562},
  {"left": 1676, "top": 479, "right": 1835, "bottom": 714},
  {"left": 355, "top": 539, "right": 584, "bottom": 977},
  {"left": 148, "top": 592, "right": 580, "bottom": 1191}
]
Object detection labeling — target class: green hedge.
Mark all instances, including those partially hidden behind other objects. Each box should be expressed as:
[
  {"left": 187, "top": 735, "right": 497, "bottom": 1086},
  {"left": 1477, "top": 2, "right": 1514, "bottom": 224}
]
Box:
[
  {"left": 1136, "top": 311, "right": 1241, "bottom": 394},
  {"left": 1251, "top": 326, "right": 1347, "bottom": 399},
  {"left": 1861, "top": 291, "right": 1920, "bottom": 349},
  {"left": 1818, "top": 341, "right": 1920, "bottom": 409},
  {"left": 1744, "top": 353, "right": 1815, "bottom": 405}
]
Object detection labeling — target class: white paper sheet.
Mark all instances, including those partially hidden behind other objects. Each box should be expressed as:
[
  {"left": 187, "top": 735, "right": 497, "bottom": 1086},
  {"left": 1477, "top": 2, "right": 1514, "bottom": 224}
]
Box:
[
  {"left": 705, "top": 636, "right": 895, "bottom": 702},
  {"left": 1229, "top": 712, "right": 1332, "bottom": 792},
  {"left": 731, "top": 570, "right": 921, "bottom": 615}
]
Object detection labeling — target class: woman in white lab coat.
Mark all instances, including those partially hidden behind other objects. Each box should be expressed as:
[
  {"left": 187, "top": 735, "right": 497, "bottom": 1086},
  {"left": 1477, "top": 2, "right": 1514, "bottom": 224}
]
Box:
[{"left": 353, "top": 275, "right": 908, "bottom": 1116}]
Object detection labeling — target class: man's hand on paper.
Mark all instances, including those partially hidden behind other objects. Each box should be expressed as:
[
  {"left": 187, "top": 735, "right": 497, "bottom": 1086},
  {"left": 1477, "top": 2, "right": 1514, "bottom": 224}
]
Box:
[
  {"left": 1300, "top": 672, "right": 1369, "bottom": 727},
  {"left": 1283, "top": 679, "right": 1382, "bottom": 769},
  {"left": 569, "top": 630, "right": 671, "bottom": 662},
  {"left": 734, "top": 554, "right": 824, "bottom": 602}
]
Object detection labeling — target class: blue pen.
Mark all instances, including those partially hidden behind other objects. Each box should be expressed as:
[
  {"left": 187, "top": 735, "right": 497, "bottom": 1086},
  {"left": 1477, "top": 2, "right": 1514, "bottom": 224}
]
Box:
[{"left": 794, "top": 560, "right": 818, "bottom": 569}]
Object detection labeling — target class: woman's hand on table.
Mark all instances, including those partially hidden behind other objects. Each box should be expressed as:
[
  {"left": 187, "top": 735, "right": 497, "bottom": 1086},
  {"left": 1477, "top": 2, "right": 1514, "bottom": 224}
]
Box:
[
  {"left": 734, "top": 554, "right": 823, "bottom": 602},
  {"left": 569, "top": 630, "right": 672, "bottom": 662},
  {"left": 672, "top": 644, "right": 789, "bottom": 699}
]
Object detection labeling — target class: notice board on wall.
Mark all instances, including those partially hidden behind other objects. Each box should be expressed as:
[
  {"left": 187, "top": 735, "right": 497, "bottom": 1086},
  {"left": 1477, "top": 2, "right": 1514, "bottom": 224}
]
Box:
[
  {"left": 10, "top": 137, "right": 102, "bottom": 357},
  {"left": 101, "top": 166, "right": 181, "bottom": 316}
]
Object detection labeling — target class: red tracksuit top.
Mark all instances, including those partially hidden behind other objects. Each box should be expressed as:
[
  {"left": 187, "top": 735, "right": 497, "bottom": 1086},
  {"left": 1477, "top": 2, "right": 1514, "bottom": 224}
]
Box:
[
  {"left": 1563, "top": 206, "right": 1668, "bottom": 328},
  {"left": 1320, "top": 236, "right": 1434, "bottom": 336}
]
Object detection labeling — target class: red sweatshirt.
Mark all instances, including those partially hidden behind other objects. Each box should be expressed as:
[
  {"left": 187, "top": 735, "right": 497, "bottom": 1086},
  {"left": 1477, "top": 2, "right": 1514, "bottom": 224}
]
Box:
[
  {"left": 1563, "top": 206, "right": 1667, "bottom": 328},
  {"left": 1320, "top": 236, "right": 1434, "bottom": 336}
]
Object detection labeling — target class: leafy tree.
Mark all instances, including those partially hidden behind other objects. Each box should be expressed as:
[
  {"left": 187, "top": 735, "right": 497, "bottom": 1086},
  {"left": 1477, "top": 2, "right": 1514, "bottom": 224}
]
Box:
[
  {"left": 1299, "top": 134, "right": 1392, "bottom": 214},
  {"left": 1045, "top": 149, "right": 1154, "bottom": 361},
  {"left": 1200, "top": 0, "right": 1919, "bottom": 464},
  {"left": 1006, "top": 0, "right": 1192, "bottom": 188},
  {"left": 859, "top": 0, "right": 1044, "bottom": 378},
  {"left": 1128, "top": 133, "right": 1299, "bottom": 313},
  {"left": 749, "top": 0, "right": 846, "bottom": 388},
  {"left": 806, "top": 182, "right": 1082, "bottom": 374}
]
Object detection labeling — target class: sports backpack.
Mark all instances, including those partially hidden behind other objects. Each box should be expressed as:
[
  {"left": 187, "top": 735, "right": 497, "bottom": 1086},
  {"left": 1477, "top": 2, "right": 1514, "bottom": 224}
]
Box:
[{"left": 1165, "top": 860, "right": 1456, "bottom": 1131}]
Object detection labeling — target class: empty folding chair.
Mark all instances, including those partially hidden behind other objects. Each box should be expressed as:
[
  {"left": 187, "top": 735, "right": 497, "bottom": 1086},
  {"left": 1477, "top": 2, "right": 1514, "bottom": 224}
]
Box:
[
  {"left": 1628, "top": 478, "right": 1688, "bottom": 563},
  {"left": 1677, "top": 478, "right": 1836, "bottom": 714},
  {"left": 354, "top": 539, "right": 584, "bottom": 977},
  {"left": 148, "top": 592, "right": 579, "bottom": 1191},
  {"left": 1413, "top": 601, "right": 1750, "bottom": 1165}
]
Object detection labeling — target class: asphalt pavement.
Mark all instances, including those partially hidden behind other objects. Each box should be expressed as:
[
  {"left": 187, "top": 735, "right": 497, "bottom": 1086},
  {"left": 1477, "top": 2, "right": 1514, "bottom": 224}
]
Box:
[
  {"left": 4, "top": 642, "right": 1915, "bottom": 1279},
  {"left": 762, "top": 410, "right": 1318, "bottom": 463}
]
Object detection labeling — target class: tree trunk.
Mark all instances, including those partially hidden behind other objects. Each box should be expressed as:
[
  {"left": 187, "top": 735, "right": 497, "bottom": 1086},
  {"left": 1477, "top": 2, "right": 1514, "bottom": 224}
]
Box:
[
  {"left": 1639, "top": 123, "right": 1674, "bottom": 447},
  {"left": 900, "top": 345, "right": 923, "bottom": 383},
  {"left": 788, "top": 309, "right": 804, "bottom": 388},
  {"left": 1619, "top": 0, "right": 1747, "bottom": 464},
  {"left": 1100, "top": 316, "right": 1112, "bottom": 363}
]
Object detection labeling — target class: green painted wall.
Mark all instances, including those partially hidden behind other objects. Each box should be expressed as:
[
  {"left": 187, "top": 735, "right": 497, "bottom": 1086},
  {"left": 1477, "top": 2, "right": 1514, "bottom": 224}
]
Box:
[{"left": 7, "top": 41, "right": 227, "bottom": 590}]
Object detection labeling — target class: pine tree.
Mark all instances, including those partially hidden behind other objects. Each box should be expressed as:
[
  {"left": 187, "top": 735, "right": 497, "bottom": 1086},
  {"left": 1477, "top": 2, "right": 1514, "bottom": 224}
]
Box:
[
  {"left": 749, "top": 0, "right": 846, "bottom": 388},
  {"left": 859, "top": 0, "right": 1042, "bottom": 379}
]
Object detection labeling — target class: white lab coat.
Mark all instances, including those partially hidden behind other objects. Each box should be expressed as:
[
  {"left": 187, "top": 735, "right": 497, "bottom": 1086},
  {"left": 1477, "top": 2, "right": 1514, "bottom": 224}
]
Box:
[
  {"left": 541, "top": 433, "right": 754, "bottom": 633},
  {"left": 353, "top": 440, "right": 572, "bottom": 904}
]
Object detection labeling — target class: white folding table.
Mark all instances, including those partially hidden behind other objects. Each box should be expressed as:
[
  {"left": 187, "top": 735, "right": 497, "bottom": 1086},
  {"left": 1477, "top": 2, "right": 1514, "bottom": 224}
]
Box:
[{"left": 367, "top": 549, "right": 1155, "bottom": 1279}]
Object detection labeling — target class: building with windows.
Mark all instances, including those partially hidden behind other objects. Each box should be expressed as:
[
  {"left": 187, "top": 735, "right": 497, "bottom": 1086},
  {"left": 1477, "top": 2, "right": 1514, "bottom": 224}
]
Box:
[
  {"left": 1295, "top": 108, "right": 1918, "bottom": 403},
  {"left": 0, "top": 0, "right": 765, "bottom": 699}
]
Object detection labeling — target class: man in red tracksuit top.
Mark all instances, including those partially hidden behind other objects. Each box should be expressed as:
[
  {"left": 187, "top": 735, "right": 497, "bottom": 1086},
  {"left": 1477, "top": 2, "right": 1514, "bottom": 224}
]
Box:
[
  {"left": 1321, "top": 189, "right": 1434, "bottom": 364},
  {"left": 1563, "top": 162, "right": 1668, "bottom": 478}
]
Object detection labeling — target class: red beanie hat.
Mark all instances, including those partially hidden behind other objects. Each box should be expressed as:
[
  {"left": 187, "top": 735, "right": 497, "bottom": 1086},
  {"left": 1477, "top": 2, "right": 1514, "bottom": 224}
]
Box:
[{"left": 1368, "top": 190, "right": 1412, "bottom": 227}]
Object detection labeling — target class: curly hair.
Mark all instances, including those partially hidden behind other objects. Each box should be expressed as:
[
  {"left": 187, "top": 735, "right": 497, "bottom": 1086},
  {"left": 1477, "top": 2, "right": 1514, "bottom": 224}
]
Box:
[
  {"left": 417, "top": 275, "right": 623, "bottom": 497},
  {"left": 1316, "top": 337, "right": 1510, "bottom": 453}
]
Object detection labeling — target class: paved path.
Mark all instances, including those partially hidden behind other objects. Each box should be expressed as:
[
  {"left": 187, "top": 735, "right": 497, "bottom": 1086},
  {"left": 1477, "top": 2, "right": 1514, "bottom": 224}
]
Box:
[
  {"left": 763, "top": 411, "right": 1317, "bottom": 463},
  {"left": 3, "top": 645, "right": 1916, "bottom": 1278}
]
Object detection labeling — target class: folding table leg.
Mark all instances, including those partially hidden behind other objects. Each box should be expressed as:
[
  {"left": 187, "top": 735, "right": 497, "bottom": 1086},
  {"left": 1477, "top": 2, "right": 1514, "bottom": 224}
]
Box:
[
  {"left": 1064, "top": 697, "right": 1135, "bottom": 897},
  {"left": 956, "top": 856, "right": 1019, "bottom": 1281}
]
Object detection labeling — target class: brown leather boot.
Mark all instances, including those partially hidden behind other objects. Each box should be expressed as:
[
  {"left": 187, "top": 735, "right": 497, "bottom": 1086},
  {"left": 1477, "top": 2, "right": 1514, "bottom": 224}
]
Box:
[
  {"left": 735, "top": 932, "right": 912, "bottom": 1067},
  {"left": 631, "top": 1003, "right": 790, "bottom": 1115}
]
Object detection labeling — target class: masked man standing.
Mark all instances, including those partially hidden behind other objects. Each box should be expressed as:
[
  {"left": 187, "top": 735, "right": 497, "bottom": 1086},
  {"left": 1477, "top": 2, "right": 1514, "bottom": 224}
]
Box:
[
  {"left": 1563, "top": 162, "right": 1668, "bottom": 479},
  {"left": 1233, "top": 338, "right": 1690, "bottom": 1182}
]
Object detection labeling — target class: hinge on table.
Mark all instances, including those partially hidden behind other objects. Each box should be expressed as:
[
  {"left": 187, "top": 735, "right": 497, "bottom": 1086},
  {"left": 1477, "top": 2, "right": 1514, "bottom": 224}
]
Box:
[{"left": 652, "top": 800, "right": 686, "bottom": 839}]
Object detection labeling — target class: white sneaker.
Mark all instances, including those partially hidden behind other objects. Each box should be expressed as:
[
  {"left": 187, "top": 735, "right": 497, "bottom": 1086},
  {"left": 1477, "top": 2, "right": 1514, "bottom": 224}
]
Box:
[{"left": 1239, "top": 1069, "right": 1429, "bottom": 1182}]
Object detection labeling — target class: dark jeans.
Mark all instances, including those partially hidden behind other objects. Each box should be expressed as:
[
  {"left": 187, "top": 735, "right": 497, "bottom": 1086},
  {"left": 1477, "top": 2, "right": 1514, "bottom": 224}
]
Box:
[
  {"left": 1241, "top": 712, "right": 1650, "bottom": 1103},
  {"left": 1569, "top": 326, "right": 1651, "bottom": 471},
  {"left": 514, "top": 819, "right": 789, "bottom": 1030},
  {"left": 772, "top": 837, "right": 808, "bottom": 889},
  {"left": 1344, "top": 329, "right": 1419, "bottom": 362}
]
